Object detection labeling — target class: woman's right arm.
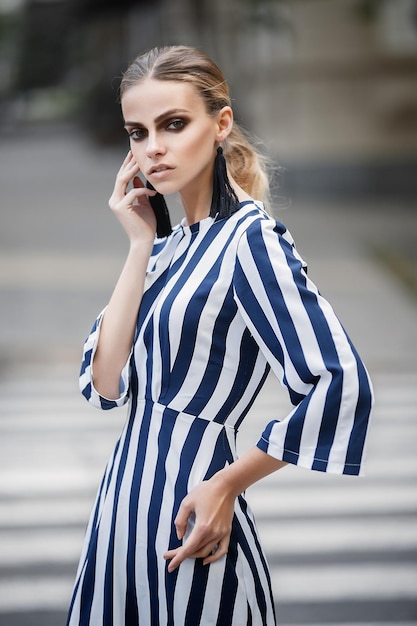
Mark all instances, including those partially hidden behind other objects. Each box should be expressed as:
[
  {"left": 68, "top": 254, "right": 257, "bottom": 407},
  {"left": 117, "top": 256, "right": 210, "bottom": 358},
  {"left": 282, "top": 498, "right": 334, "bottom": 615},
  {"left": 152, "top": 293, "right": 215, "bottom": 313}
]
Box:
[{"left": 92, "top": 151, "right": 157, "bottom": 400}]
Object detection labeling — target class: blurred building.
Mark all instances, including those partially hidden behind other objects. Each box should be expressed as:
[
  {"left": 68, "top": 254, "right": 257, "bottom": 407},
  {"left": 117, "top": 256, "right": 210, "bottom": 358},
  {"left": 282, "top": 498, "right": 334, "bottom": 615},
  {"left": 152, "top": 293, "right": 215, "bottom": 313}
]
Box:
[{"left": 1, "top": 0, "right": 417, "bottom": 197}]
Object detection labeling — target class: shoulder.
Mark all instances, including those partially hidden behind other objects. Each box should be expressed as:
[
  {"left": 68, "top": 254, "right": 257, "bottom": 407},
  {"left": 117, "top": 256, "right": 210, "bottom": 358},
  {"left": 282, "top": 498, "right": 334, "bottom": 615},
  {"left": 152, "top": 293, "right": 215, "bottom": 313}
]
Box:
[
  {"left": 218, "top": 200, "right": 286, "bottom": 240},
  {"left": 234, "top": 202, "right": 308, "bottom": 272},
  {"left": 234, "top": 201, "right": 293, "bottom": 246}
]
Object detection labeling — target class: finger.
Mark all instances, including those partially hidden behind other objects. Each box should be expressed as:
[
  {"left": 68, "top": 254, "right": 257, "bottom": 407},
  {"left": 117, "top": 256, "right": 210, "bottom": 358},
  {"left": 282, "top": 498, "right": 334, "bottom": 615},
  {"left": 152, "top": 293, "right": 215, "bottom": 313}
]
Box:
[
  {"left": 174, "top": 502, "right": 194, "bottom": 541},
  {"left": 164, "top": 537, "right": 224, "bottom": 572},
  {"left": 202, "top": 537, "right": 229, "bottom": 566},
  {"left": 163, "top": 538, "right": 215, "bottom": 562},
  {"left": 163, "top": 546, "right": 183, "bottom": 573},
  {"left": 164, "top": 527, "right": 219, "bottom": 572},
  {"left": 116, "top": 151, "right": 131, "bottom": 173},
  {"left": 123, "top": 186, "right": 156, "bottom": 206},
  {"left": 166, "top": 542, "right": 214, "bottom": 561},
  {"left": 117, "top": 151, "right": 137, "bottom": 176},
  {"left": 122, "top": 150, "right": 138, "bottom": 169},
  {"left": 188, "top": 541, "right": 220, "bottom": 560},
  {"left": 118, "top": 153, "right": 139, "bottom": 178},
  {"left": 163, "top": 530, "right": 203, "bottom": 572},
  {"left": 163, "top": 548, "right": 179, "bottom": 563},
  {"left": 121, "top": 162, "right": 140, "bottom": 186},
  {"left": 110, "top": 162, "right": 140, "bottom": 205}
]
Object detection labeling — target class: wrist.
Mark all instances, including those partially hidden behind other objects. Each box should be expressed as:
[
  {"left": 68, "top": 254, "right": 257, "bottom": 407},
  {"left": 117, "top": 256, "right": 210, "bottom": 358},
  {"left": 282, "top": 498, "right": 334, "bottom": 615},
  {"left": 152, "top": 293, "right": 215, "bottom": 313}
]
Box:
[
  {"left": 128, "top": 238, "right": 154, "bottom": 261},
  {"left": 209, "top": 464, "right": 245, "bottom": 500},
  {"left": 209, "top": 447, "right": 287, "bottom": 499}
]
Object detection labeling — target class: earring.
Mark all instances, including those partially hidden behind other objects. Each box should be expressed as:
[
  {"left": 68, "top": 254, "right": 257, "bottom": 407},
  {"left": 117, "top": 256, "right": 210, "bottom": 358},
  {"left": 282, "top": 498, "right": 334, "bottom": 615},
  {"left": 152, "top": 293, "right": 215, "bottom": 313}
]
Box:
[{"left": 210, "top": 146, "right": 240, "bottom": 219}]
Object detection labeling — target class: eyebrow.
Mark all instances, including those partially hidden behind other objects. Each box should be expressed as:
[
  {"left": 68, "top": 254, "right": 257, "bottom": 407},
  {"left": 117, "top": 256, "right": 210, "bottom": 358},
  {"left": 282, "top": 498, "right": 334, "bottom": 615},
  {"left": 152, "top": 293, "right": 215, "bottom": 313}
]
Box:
[{"left": 124, "top": 108, "right": 191, "bottom": 128}]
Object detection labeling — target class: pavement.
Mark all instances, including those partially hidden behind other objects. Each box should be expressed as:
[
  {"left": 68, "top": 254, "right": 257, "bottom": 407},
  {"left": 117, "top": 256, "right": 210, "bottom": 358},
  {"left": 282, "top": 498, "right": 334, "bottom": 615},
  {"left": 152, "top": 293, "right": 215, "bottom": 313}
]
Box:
[{"left": 0, "top": 125, "right": 416, "bottom": 625}]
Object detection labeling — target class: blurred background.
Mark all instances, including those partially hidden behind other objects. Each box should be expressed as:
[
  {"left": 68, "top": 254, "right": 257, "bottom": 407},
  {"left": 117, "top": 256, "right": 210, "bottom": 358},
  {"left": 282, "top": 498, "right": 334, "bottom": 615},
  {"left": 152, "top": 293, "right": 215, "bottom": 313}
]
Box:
[
  {"left": 2, "top": 0, "right": 417, "bottom": 189},
  {"left": 0, "top": 0, "right": 416, "bottom": 624}
]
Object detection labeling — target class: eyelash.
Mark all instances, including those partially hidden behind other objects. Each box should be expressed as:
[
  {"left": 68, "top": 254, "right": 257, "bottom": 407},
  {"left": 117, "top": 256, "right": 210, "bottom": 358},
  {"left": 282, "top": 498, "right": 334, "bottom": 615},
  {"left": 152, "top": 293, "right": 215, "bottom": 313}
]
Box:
[
  {"left": 128, "top": 119, "right": 187, "bottom": 141},
  {"left": 167, "top": 119, "right": 187, "bottom": 131},
  {"left": 128, "top": 129, "right": 146, "bottom": 141}
]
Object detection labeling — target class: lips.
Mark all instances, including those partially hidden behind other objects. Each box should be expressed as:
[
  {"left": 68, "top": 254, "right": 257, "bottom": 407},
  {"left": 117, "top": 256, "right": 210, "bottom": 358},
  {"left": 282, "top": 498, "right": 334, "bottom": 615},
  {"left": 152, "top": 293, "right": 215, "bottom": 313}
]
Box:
[{"left": 147, "top": 164, "right": 173, "bottom": 176}]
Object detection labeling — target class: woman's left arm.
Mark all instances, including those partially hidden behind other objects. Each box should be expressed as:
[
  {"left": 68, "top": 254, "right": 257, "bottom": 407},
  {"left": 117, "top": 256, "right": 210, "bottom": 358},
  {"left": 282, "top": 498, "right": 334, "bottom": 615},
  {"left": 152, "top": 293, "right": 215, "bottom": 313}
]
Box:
[
  {"left": 232, "top": 217, "right": 374, "bottom": 476},
  {"left": 165, "top": 215, "right": 374, "bottom": 571}
]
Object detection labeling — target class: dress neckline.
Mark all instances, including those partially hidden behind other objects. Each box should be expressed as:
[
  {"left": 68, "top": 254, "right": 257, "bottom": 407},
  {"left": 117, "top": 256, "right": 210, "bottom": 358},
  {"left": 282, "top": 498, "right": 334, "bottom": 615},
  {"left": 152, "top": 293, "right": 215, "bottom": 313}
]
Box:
[
  {"left": 179, "top": 201, "right": 261, "bottom": 236},
  {"left": 180, "top": 214, "right": 215, "bottom": 236}
]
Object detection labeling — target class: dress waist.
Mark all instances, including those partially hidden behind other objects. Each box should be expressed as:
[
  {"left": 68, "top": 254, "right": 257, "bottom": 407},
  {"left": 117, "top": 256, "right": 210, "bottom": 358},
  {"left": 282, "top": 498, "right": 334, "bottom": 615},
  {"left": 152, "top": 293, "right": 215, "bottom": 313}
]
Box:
[{"left": 142, "top": 398, "right": 237, "bottom": 433}]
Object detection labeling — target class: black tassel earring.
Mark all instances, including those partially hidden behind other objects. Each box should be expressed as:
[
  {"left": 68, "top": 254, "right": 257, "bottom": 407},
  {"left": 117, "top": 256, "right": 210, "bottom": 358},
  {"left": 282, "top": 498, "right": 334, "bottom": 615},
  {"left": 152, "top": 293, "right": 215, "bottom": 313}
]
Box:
[{"left": 209, "top": 146, "right": 240, "bottom": 219}]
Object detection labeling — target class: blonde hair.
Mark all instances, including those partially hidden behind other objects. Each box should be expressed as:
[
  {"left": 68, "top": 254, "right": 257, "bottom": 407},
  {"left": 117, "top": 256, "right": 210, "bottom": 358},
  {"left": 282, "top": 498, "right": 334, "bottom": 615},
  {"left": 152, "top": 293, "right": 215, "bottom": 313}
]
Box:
[{"left": 120, "top": 45, "right": 270, "bottom": 202}]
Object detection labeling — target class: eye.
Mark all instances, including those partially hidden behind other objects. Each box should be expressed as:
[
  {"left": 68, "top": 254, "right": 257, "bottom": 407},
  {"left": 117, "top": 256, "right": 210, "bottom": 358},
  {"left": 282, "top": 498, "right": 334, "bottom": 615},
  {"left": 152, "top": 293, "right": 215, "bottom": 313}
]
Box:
[
  {"left": 167, "top": 119, "right": 187, "bottom": 131},
  {"left": 128, "top": 128, "right": 147, "bottom": 141}
]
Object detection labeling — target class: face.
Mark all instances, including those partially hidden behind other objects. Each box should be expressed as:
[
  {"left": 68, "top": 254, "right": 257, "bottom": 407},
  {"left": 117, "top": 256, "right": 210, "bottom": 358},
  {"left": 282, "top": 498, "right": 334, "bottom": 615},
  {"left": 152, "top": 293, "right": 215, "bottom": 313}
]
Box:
[{"left": 121, "top": 78, "right": 230, "bottom": 199}]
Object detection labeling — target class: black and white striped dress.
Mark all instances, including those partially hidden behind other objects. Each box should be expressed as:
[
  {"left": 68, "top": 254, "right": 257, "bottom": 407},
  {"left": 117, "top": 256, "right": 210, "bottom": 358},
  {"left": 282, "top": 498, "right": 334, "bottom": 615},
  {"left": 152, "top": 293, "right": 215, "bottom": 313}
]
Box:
[{"left": 67, "top": 201, "right": 373, "bottom": 625}]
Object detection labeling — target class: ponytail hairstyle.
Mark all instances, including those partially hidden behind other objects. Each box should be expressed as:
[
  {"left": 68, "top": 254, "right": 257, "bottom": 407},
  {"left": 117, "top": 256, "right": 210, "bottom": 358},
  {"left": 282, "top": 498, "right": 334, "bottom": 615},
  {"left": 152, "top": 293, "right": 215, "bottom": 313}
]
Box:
[{"left": 120, "top": 45, "right": 271, "bottom": 205}]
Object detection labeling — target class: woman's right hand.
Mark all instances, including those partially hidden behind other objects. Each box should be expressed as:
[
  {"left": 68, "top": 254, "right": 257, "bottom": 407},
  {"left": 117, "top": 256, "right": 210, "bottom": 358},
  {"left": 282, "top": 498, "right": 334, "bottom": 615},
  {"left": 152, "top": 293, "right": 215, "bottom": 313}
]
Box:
[{"left": 108, "top": 151, "right": 157, "bottom": 244}]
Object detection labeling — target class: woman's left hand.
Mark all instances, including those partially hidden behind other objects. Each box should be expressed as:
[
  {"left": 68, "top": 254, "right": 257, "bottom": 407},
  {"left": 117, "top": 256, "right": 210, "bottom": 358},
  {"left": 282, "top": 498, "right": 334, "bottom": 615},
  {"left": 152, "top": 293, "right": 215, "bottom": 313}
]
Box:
[
  {"left": 163, "top": 447, "right": 287, "bottom": 572},
  {"left": 163, "top": 477, "right": 236, "bottom": 572}
]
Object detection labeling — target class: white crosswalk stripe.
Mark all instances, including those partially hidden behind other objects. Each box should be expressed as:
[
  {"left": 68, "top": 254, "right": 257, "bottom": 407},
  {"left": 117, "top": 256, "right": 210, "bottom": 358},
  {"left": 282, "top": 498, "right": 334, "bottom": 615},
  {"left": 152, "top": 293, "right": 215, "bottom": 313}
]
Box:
[{"left": 0, "top": 365, "right": 416, "bottom": 624}]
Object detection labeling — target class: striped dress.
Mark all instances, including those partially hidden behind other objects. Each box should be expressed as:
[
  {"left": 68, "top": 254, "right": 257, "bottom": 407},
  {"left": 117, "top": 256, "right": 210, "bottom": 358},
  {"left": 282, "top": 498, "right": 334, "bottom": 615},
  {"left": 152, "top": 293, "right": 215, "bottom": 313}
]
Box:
[{"left": 67, "top": 201, "right": 373, "bottom": 626}]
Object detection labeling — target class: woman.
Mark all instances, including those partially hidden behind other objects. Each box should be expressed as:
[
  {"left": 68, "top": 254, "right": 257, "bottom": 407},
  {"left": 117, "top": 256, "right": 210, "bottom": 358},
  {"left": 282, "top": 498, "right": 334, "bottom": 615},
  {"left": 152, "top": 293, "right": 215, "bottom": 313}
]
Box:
[{"left": 67, "top": 45, "right": 373, "bottom": 625}]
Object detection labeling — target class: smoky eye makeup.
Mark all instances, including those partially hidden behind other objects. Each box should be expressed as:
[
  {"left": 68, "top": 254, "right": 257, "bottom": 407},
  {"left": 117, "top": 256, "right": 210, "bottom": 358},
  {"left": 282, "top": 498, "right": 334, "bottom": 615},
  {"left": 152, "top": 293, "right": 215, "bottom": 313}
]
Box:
[
  {"left": 166, "top": 118, "right": 188, "bottom": 131},
  {"left": 127, "top": 127, "right": 147, "bottom": 141},
  {"left": 124, "top": 109, "right": 192, "bottom": 139}
]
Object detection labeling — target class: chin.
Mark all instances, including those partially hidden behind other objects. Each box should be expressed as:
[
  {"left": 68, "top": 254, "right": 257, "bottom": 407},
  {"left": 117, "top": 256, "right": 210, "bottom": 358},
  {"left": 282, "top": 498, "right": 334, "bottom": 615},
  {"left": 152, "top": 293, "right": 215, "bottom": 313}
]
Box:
[{"left": 151, "top": 181, "right": 181, "bottom": 196}]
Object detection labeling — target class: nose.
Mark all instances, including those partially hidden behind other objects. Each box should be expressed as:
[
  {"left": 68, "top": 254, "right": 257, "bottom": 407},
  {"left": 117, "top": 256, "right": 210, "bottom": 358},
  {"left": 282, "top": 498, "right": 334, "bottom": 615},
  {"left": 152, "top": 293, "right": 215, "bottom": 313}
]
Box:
[{"left": 145, "top": 132, "right": 166, "bottom": 158}]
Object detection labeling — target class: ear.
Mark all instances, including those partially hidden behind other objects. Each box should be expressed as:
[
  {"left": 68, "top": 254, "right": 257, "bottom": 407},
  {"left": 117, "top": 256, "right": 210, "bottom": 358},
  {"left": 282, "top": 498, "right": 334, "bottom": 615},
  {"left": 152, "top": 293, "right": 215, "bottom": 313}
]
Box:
[{"left": 216, "top": 106, "right": 234, "bottom": 142}]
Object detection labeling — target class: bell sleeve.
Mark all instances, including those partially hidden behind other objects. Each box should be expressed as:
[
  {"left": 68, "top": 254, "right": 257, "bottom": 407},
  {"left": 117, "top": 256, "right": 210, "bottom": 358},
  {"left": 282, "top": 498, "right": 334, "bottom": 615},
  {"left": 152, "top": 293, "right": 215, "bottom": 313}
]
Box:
[
  {"left": 79, "top": 308, "right": 131, "bottom": 410},
  {"left": 233, "top": 216, "right": 373, "bottom": 476}
]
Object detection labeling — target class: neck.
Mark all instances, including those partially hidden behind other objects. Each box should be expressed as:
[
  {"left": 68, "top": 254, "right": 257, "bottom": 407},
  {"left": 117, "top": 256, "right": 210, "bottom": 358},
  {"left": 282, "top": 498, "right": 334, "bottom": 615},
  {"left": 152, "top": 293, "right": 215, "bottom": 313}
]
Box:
[
  {"left": 180, "top": 184, "right": 213, "bottom": 227},
  {"left": 180, "top": 175, "right": 251, "bottom": 226}
]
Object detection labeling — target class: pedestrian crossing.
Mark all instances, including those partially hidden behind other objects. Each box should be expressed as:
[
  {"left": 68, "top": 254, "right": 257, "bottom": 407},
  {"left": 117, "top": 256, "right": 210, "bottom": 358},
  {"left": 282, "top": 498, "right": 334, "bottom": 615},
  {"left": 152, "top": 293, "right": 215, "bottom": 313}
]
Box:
[{"left": 0, "top": 364, "right": 416, "bottom": 625}]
